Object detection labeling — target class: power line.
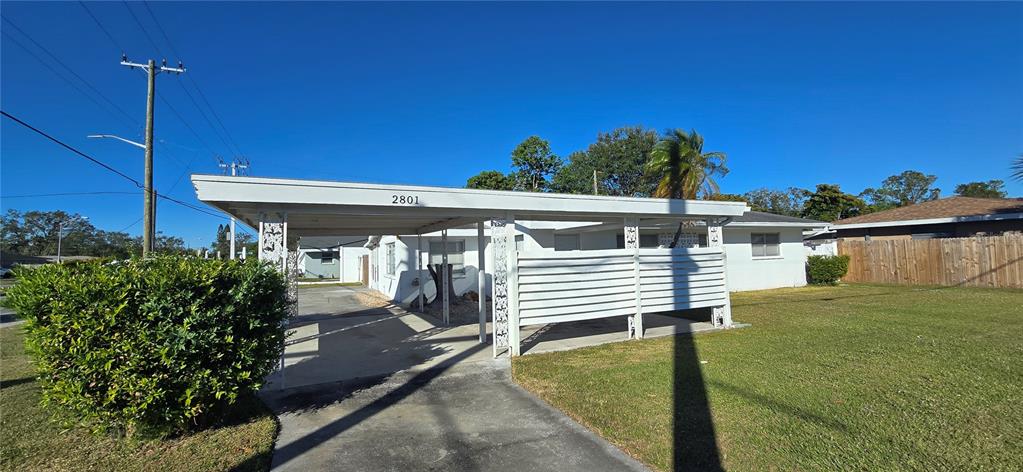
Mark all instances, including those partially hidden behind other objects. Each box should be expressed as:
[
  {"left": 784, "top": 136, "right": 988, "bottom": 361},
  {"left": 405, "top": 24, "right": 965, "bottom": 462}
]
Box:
[
  {"left": 2, "top": 110, "right": 141, "bottom": 186},
  {"left": 1, "top": 110, "right": 229, "bottom": 222},
  {"left": 1, "top": 191, "right": 139, "bottom": 199},
  {"left": 78, "top": 1, "right": 124, "bottom": 53},
  {"left": 122, "top": 1, "right": 165, "bottom": 58},
  {"left": 117, "top": 216, "right": 143, "bottom": 232},
  {"left": 0, "top": 30, "right": 137, "bottom": 131},
  {"left": 2, "top": 16, "right": 138, "bottom": 126},
  {"left": 142, "top": 1, "right": 245, "bottom": 158}
]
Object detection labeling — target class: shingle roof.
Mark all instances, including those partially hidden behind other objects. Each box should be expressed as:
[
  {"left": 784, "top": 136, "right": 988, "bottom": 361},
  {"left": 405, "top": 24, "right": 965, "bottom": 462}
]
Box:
[
  {"left": 833, "top": 197, "right": 1023, "bottom": 226},
  {"left": 731, "top": 211, "right": 826, "bottom": 225}
]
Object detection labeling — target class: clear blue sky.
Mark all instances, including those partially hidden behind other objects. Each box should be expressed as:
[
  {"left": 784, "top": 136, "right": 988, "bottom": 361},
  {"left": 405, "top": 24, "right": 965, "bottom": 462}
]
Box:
[{"left": 2, "top": 2, "right": 1021, "bottom": 247}]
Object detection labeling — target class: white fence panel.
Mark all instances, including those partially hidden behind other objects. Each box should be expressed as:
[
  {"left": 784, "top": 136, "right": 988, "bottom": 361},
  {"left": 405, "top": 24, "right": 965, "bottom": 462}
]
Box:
[{"left": 515, "top": 247, "right": 728, "bottom": 327}]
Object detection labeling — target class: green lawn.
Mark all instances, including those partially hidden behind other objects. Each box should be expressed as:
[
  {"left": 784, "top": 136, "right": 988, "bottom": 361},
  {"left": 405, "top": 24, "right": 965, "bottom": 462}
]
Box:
[
  {"left": 0, "top": 326, "right": 278, "bottom": 471},
  {"left": 513, "top": 284, "right": 1023, "bottom": 471}
]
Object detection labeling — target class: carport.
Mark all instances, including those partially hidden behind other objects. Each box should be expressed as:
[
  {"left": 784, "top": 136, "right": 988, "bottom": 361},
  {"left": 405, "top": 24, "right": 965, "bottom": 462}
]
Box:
[{"left": 191, "top": 174, "right": 749, "bottom": 356}]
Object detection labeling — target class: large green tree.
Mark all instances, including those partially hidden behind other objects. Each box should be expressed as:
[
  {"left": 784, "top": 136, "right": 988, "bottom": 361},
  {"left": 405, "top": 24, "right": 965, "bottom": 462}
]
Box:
[
  {"left": 511, "top": 136, "right": 562, "bottom": 192},
  {"left": 1, "top": 209, "right": 186, "bottom": 258},
  {"left": 466, "top": 170, "right": 516, "bottom": 191},
  {"left": 954, "top": 180, "right": 1007, "bottom": 199},
  {"left": 646, "top": 129, "right": 728, "bottom": 247},
  {"left": 859, "top": 170, "right": 940, "bottom": 211},
  {"left": 802, "top": 184, "right": 869, "bottom": 222},
  {"left": 552, "top": 126, "right": 658, "bottom": 196},
  {"left": 741, "top": 187, "right": 809, "bottom": 217}
]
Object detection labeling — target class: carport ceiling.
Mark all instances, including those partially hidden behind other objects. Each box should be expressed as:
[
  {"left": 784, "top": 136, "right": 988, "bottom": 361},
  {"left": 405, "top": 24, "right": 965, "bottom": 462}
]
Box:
[{"left": 191, "top": 175, "right": 750, "bottom": 237}]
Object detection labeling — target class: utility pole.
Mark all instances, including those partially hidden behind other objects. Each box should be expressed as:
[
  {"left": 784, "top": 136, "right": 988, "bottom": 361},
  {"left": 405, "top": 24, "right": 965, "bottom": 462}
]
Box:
[
  {"left": 56, "top": 216, "right": 88, "bottom": 263},
  {"left": 219, "top": 158, "right": 249, "bottom": 259},
  {"left": 593, "top": 169, "right": 599, "bottom": 195},
  {"left": 121, "top": 56, "right": 185, "bottom": 256}
]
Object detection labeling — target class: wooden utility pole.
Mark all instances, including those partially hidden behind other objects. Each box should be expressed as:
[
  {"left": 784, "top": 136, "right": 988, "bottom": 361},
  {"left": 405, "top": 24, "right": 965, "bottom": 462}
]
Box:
[
  {"left": 121, "top": 56, "right": 185, "bottom": 256},
  {"left": 593, "top": 169, "right": 598, "bottom": 195}
]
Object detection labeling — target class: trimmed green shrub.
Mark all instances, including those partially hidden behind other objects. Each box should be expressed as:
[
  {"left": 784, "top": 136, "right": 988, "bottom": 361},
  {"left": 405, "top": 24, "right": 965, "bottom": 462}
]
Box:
[
  {"left": 806, "top": 255, "right": 850, "bottom": 285},
  {"left": 5, "top": 256, "right": 291, "bottom": 436}
]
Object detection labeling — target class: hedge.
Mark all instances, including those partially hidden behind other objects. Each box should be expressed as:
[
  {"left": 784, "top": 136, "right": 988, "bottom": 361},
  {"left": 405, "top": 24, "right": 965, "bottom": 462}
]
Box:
[
  {"left": 5, "top": 256, "right": 291, "bottom": 437},
  {"left": 806, "top": 255, "right": 850, "bottom": 285}
]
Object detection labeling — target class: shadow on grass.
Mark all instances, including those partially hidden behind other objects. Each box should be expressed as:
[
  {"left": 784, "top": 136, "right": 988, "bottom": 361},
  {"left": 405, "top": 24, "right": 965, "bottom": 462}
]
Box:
[
  {"left": 0, "top": 376, "right": 33, "bottom": 390},
  {"left": 673, "top": 332, "right": 724, "bottom": 472}
]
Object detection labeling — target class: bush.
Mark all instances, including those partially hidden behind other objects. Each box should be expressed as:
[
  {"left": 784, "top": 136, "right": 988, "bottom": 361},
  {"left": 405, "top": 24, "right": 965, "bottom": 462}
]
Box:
[
  {"left": 806, "top": 255, "right": 850, "bottom": 285},
  {"left": 5, "top": 256, "right": 291, "bottom": 436}
]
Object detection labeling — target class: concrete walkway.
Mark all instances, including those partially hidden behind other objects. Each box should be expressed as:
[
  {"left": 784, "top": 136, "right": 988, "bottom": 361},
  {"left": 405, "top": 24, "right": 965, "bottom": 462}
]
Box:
[{"left": 262, "top": 285, "right": 651, "bottom": 471}]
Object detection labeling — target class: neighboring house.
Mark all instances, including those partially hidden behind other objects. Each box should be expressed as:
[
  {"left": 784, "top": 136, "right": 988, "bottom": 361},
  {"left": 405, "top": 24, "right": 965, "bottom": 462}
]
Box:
[
  {"left": 830, "top": 196, "right": 1023, "bottom": 241},
  {"left": 297, "top": 236, "right": 369, "bottom": 283},
  {"left": 366, "top": 211, "right": 828, "bottom": 304}
]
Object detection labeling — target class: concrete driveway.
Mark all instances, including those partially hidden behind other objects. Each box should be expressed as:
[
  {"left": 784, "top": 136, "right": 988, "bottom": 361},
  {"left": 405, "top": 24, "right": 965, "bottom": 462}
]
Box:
[{"left": 261, "top": 285, "right": 648, "bottom": 471}]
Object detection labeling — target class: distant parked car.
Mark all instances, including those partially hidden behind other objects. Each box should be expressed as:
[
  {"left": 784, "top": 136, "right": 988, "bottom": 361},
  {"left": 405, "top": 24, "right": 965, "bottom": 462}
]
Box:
[{"left": 0, "top": 267, "right": 12, "bottom": 278}]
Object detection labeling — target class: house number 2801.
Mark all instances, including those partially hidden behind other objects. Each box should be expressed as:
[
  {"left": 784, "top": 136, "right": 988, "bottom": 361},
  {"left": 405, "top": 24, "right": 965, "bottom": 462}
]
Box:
[{"left": 392, "top": 194, "right": 419, "bottom": 205}]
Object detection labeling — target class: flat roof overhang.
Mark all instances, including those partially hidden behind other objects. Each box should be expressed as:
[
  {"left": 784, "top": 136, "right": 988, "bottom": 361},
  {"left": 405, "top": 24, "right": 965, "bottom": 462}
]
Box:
[{"left": 191, "top": 175, "right": 751, "bottom": 237}]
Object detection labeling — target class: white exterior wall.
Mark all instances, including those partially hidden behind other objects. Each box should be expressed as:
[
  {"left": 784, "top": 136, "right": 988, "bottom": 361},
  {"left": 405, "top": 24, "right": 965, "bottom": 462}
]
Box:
[
  {"left": 723, "top": 227, "right": 808, "bottom": 291},
  {"left": 558, "top": 226, "right": 811, "bottom": 292},
  {"left": 367, "top": 222, "right": 811, "bottom": 304},
  {"left": 804, "top": 239, "right": 838, "bottom": 257},
  {"left": 368, "top": 225, "right": 555, "bottom": 305}
]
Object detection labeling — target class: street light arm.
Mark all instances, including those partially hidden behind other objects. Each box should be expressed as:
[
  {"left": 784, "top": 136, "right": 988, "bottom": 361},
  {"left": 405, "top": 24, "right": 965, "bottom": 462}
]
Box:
[{"left": 88, "top": 134, "right": 146, "bottom": 149}]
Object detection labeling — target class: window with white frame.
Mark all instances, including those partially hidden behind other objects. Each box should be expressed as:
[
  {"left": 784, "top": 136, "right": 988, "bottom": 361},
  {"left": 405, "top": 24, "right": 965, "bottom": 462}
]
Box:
[
  {"left": 429, "top": 240, "right": 466, "bottom": 277},
  {"left": 554, "top": 233, "right": 580, "bottom": 251},
  {"left": 751, "top": 232, "right": 781, "bottom": 257},
  {"left": 385, "top": 243, "right": 396, "bottom": 275},
  {"left": 320, "top": 250, "right": 335, "bottom": 264}
]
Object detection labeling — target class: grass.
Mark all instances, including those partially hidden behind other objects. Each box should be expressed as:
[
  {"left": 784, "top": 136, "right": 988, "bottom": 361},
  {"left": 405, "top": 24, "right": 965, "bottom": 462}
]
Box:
[
  {"left": 0, "top": 326, "right": 278, "bottom": 471},
  {"left": 513, "top": 284, "right": 1023, "bottom": 471}
]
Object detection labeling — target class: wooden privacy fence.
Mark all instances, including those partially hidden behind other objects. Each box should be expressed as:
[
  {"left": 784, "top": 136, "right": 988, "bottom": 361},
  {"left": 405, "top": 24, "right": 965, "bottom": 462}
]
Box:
[
  {"left": 516, "top": 247, "right": 729, "bottom": 326},
  {"left": 838, "top": 234, "right": 1023, "bottom": 288}
]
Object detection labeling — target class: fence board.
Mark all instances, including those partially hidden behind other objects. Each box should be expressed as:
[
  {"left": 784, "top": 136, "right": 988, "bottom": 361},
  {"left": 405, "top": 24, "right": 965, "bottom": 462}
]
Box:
[{"left": 838, "top": 234, "right": 1023, "bottom": 288}]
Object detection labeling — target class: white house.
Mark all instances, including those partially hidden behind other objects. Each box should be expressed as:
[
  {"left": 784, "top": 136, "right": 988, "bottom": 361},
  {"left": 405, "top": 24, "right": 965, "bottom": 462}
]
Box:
[
  {"left": 297, "top": 236, "right": 369, "bottom": 283},
  {"left": 365, "top": 211, "right": 828, "bottom": 305},
  {"left": 192, "top": 174, "right": 785, "bottom": 356}
]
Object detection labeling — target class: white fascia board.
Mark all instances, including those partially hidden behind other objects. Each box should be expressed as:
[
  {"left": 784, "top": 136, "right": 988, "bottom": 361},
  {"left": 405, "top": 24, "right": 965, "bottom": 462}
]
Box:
[
  {"left": 727, "top": 221, "right": 830, "bottom": 229},
  {"left": 832, "top": 212, "right": 1023, "bottom": 230},
  {"left": 191, "top": 175, "right": 749, "bottom": 219}
]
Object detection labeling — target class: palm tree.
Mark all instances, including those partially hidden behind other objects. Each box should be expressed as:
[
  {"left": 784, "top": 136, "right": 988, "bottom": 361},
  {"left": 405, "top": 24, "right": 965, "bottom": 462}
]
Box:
[
  {"left": 646, "top": 129, "right": 729, "bottom": 247},
  {"left": 1013, "top": 154, "right": 1023, "bottom": 181}
]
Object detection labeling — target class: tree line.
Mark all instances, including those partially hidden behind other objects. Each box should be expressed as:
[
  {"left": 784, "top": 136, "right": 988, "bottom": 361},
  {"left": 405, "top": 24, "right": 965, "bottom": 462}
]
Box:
[
  {"left": 466, "top": 126, "right": 1017, "bottom": 222},
  {"left": 1, "top": 209, "right": 187, "bottom": 258}
]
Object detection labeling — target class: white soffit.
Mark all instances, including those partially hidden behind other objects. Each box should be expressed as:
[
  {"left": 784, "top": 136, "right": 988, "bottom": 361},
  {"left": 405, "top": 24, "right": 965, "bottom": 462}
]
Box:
[{"left": 192, "top": 175, "right": 750, "bottom": 236}]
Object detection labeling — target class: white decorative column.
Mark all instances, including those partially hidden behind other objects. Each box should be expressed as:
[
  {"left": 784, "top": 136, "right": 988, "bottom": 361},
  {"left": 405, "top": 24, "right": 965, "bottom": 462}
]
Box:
[
  {"left": 441, "top": 229, "right": 450, "bottom": 325},
  {"left": 258, "top": 212, "right": 288, "bottom": 272},
  {"left": 490, "top": 214, "right": 518, "bottom": 357},
  {"left": 624, "top": 217, "right": 643, "bottom": 339},
  {"left": 706, "top": 219, "right": 733, "bottom": 327},
  {"left": 477, "top": 221, "right": 487, "bottom": 344}
]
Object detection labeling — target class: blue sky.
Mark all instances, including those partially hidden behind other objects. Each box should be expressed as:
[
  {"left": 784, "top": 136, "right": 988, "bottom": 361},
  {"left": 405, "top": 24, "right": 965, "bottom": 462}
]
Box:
[{"left": 2, "top": 2, "right": 1021, "bottom": 247}]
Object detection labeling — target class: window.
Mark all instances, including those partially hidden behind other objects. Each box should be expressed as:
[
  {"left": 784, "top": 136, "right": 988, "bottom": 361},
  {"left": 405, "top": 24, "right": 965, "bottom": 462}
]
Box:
[
  {"left": 515, "top": 235, "right": 525, "bottom": 251},
  {"left": 320, "top": 250, "right": 335, "bottom": 264},
  {"left": 385, "top": 243, "right": 396, "bottom": 275},
  {"left": 616, "top": 234, "right": 670, "bottom": 248},
  {"left": 429, "top": 240, "right": 465, "bottom": 277},
  {"left": 554, "top": 234, "right": 580, "bottom": 251},
  {"left": 751, "top": 233, "right": 781, "bottom": 257}
]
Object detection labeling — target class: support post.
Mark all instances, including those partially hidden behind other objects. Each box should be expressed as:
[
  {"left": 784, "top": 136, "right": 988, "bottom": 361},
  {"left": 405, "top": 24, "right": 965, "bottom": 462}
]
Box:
[
  {"left": 507, "top": 214, "right": 520, "bottom": 356},
  {"left": 624, "top": 217, "right": 643, "bottom": 338},
  {"left": 477, "top": 221, "right": 487, "bottom": 344},
  {"left": 706, "top": 219, "right": 733, "bottom": 327},
  {"left": 442, "top": 229, "right": 449, "bottom": 325},
  {"left": 417, "top": 234, "right": 424, "bottom": 312},
  {"left": 489, "top": 215, "right": 514, "bottom": 357}
]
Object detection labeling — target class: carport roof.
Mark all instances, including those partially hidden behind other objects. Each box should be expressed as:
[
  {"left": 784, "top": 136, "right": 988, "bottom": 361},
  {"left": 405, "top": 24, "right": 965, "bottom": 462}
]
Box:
[{"left": 191, "top": 174, "right": 750, "bottom": 237}]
